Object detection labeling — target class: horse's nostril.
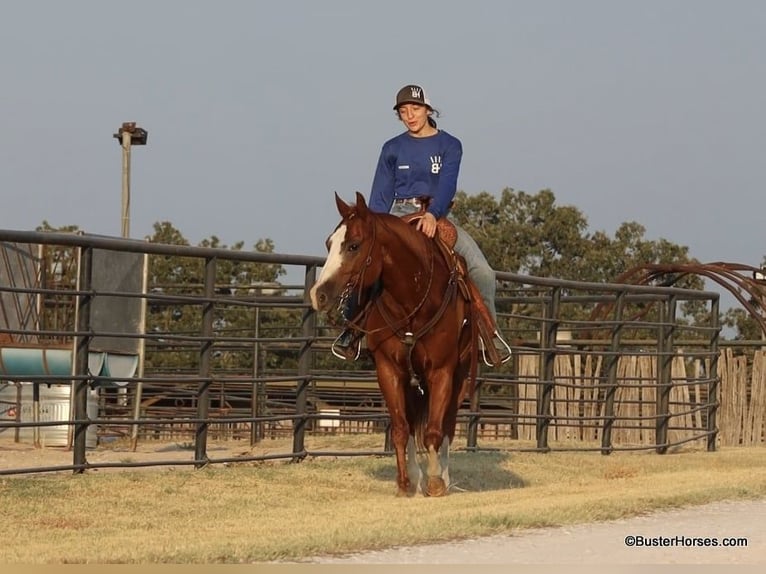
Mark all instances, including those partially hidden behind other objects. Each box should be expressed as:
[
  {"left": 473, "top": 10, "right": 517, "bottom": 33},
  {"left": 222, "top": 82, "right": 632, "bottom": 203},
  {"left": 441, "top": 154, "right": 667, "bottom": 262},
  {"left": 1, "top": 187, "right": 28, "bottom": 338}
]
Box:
[{"left": 318, "top": 292, "right": 326, "bottom": 305}]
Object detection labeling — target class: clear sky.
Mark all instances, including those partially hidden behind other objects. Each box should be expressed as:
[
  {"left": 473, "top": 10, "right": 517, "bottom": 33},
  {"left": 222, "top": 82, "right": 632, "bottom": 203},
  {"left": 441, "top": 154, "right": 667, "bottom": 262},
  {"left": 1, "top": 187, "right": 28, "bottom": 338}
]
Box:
[{"left": 3, "top": 1, "right": 765, "bottom": 282}]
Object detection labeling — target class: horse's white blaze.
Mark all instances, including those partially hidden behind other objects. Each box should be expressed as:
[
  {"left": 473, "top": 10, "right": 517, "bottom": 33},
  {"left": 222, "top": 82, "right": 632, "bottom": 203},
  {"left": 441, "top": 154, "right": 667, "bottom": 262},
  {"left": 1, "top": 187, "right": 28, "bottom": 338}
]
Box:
[{"left": 309, "top": 223, "right": 347, "bottom": 309}]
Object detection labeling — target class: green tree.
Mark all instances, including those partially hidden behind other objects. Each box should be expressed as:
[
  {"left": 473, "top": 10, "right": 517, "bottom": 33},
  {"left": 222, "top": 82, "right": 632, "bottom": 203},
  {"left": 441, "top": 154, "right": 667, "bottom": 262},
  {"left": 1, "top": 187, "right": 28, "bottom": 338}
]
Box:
[
  {"left": 452, "top": 188, "right": 697, "bottom": 284},
  {"left": 451, "top": 188, "right": 705, "bottom": 335},
  {"left": 143, "top": 223, "right": 288, "bottom": 373},
  {"left": 452, "top": 188, "right": 590, "bottom": 276},
  {"left": 35, "top": 221, "right": 83, "bottom": 340},
  {"left": 722, "top": 308, "right": 762, "bottom": 341}
]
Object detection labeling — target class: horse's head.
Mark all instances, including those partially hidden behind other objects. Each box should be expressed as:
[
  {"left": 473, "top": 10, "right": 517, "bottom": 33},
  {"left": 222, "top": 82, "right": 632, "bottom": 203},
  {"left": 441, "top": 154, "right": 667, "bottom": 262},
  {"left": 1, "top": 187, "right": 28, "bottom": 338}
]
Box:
[{"left": 309, "top": 192, "right": 384, "bottom": 318}]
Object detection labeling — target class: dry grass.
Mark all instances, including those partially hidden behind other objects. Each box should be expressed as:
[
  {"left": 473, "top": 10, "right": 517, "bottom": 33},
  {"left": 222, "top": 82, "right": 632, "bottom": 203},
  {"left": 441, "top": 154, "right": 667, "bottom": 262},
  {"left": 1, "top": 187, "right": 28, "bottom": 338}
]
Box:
[{"left": 1, "top": 442, "right": 765, "bottom": 563}]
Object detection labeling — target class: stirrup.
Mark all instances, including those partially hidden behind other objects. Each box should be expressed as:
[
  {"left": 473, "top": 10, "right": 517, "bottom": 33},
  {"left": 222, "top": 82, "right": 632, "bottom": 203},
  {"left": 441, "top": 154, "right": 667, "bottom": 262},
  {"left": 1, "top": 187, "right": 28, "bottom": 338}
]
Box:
[
  {"left": 479, "top": 330, "right": 512, "bottom": 367},
  {"left": 331, "top": 331, "right": 362, "bottom": 361}
]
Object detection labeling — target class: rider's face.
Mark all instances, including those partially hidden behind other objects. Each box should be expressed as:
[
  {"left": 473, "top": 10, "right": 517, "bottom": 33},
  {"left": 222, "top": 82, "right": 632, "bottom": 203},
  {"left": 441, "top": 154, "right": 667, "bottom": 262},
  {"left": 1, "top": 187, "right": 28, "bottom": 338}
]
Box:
[{"left": 397, "top": 104, "right": 433, "bottom": 137}]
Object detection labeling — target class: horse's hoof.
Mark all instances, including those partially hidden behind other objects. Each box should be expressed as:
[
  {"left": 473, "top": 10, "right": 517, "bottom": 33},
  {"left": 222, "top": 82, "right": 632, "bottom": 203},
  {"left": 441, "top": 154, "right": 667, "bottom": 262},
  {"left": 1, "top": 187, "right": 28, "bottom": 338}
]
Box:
[
  {"left": 426, "top": 477, "right": 448, "bottom": 497},
  {"left": 396, "top": 481, "right": 417, "bottom": 497}
]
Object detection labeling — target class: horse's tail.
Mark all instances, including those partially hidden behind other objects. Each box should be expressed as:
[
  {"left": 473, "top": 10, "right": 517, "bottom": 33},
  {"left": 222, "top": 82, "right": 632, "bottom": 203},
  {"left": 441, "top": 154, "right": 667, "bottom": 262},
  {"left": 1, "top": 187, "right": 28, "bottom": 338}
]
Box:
[{"left": 410, "top": 386, "right": 429, "bottom": 451}]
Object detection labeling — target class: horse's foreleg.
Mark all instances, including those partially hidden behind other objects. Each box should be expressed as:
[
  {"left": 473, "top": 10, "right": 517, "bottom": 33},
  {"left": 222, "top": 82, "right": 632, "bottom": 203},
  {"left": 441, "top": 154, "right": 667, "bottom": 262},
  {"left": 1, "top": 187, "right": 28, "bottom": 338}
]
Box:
[{"left": 376, "top": 362, "right": 415, "bottom": 496}]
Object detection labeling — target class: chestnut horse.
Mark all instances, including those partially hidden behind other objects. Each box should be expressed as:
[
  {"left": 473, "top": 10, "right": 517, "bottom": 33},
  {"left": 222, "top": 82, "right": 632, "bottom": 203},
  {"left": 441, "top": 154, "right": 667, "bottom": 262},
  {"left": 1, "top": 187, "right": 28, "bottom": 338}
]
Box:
[{"left": 310, "top": 192, "right": 479, "bottom": 497}]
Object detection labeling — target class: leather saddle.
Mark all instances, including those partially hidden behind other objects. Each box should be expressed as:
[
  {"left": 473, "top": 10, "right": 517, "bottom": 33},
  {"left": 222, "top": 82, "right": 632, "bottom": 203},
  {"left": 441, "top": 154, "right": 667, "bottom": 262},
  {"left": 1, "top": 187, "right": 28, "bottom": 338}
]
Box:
[{"left": 398, "top": 199, "right": 504, "bottom": 365}]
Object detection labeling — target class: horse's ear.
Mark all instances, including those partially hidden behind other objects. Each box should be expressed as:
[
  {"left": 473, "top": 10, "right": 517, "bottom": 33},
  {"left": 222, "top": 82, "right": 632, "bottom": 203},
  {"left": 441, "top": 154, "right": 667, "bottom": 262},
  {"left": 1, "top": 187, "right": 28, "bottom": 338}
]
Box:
[
  {"left": 335, "top": 192, "right": 354, "bottom": 219},
  {"left": 354, "top": 191, "right": 370, "bottom": 218}
]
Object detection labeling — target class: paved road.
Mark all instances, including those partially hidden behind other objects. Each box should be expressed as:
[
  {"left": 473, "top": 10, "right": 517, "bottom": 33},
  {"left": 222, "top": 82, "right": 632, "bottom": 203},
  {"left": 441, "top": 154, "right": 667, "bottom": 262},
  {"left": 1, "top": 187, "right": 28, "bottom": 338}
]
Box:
[{"left": 308, "top": 499, "right": 766, "bottom": 564}]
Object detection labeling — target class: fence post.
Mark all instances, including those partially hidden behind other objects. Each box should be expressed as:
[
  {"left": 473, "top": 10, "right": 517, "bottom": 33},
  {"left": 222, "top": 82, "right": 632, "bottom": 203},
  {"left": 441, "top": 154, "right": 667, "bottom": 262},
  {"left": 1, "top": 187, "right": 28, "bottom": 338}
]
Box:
[
  {"left": 707, "top": 295, "right": 721, "bottom": 451},
  {"left": 655, "top": 295, "right": 677, "bottom": 454},
  {"left": 251, "top": 305, "right": 262, "bottom": 446},
  {"left": 194, "top": 256, "right": 216, "bottom": 468},
  {"left": 536, "top": 287, "right": 560, "bottom": 451},
  {"left": 72, "top": 246, "right": 93, "bottom": 473},
  {"left": 601, "top": 292, "right": 625, "bottom": 455},
  {"left": 293, "top": 264, "right": 317, "bottom": 461}
]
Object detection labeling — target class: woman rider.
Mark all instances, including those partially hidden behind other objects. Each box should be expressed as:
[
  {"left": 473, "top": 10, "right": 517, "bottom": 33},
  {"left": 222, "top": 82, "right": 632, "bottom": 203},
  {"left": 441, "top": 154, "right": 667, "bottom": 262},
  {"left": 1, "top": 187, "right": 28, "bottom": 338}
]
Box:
[{"left": 333, "top": 84, "right": 511, "bottom": 366}]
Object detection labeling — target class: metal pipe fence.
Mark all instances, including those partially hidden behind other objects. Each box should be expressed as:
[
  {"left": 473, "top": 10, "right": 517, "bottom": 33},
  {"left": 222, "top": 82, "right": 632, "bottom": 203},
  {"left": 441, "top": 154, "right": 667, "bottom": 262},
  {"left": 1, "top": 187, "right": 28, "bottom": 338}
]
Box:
[{"left": 0, "top": 230, "right": 726, "bottom": 475}]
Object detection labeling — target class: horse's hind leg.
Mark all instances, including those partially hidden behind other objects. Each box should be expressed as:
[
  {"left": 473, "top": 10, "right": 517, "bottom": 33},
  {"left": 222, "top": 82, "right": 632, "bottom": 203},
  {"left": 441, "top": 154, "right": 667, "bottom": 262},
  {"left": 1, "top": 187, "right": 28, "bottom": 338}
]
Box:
[
  {"left": 388, "top": 420, "right": 414, "bottom": 497},
  {"left": 406, "top": 435, "right": 424, "bottom": 495},
  {"left": 424, "top": 421, "right": 449, "bottom": 496},
  {"left": 438, "top": 436, "right": 451, "bottom": 488},
  {"left": 423, "top": 366, "right": 463, "bottom": 496}
]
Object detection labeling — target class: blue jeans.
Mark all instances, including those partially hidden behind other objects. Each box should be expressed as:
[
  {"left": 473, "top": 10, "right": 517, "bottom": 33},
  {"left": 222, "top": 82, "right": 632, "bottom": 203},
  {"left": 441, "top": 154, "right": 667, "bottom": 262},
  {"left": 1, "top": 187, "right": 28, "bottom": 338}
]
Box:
[{"left": 390, "top": 203, "right": 498, "bottom": 322}]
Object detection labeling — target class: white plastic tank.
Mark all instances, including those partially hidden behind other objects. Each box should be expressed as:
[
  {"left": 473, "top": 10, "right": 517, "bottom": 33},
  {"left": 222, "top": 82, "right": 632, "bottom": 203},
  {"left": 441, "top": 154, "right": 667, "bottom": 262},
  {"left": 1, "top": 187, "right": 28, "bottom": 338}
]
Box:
[{"left": 0, "top": 382, "right": 99, "bottom": 448}]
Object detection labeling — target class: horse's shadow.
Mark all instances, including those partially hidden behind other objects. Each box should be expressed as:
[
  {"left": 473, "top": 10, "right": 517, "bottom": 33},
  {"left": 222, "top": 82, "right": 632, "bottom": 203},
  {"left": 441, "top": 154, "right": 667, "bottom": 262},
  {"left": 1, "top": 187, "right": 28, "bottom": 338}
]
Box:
[{"left": 368, "top": 450, "right": 526, "bottom": 493}]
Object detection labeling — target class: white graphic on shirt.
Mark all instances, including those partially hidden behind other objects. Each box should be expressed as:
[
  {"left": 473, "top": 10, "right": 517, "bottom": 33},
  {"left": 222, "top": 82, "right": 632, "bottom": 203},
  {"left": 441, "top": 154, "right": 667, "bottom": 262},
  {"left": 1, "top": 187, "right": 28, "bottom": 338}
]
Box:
[{"left": 430, "top": 155, "right": 442, "bottom": 174}]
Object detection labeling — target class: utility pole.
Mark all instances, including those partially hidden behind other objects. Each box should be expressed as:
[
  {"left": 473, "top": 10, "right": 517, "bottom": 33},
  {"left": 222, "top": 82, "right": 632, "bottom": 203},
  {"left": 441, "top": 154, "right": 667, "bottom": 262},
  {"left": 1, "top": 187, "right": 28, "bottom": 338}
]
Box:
[
  {"left": 112, "top": 122, "right": 148, "bottom": 450},
  {"left": 113, "top": 122, "right": 148, "bottom": 238}
]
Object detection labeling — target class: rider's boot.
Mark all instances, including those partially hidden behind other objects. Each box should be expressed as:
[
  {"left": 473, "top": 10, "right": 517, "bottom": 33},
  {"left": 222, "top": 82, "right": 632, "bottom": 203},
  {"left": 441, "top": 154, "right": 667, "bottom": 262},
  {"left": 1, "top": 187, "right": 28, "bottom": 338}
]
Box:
[
  {"left": 462, "top": 277, "right": 512, "bottom": 367},
  {"left": 331, "top": 328, "right": 362, "bottom": 361}
]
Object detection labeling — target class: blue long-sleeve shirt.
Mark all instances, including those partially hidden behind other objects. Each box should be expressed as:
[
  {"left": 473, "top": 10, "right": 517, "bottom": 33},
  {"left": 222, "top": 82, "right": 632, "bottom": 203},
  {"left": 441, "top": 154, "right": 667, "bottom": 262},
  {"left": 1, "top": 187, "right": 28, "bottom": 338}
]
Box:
[{"left": 369, "top": 130, "right": 463, "bottom": 220}]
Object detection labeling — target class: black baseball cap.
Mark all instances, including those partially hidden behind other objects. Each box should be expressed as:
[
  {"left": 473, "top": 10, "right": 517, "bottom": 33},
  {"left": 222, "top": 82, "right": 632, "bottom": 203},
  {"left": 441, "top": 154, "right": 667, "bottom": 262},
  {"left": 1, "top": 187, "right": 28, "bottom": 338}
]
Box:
[{"left": 393, "top": 84, "right": 432, "bottom": 110}]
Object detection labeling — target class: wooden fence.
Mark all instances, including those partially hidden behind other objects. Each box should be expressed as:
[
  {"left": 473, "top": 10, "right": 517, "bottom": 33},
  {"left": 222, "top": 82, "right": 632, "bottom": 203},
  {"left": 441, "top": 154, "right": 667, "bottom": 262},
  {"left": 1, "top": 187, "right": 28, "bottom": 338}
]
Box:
[
  {"left": 512, "top": 348, "right": 765, "bottom": 447},
  {"left": 718, "top": 348, "right": 766, "bottom": 446}
]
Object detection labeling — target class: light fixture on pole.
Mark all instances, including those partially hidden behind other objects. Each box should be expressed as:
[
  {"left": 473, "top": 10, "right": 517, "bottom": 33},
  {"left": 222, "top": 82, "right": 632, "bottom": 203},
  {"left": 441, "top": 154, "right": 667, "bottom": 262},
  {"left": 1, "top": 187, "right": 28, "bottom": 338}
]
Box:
[{"left": 113, "top": 122, "right": 148, "bottom": 238}]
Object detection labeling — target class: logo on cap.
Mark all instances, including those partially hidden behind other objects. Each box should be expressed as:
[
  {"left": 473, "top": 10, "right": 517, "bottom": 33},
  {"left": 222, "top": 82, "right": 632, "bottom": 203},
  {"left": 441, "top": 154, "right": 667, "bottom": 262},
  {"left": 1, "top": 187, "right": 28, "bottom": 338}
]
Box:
[{"left": 394, "top": 84, "right": 431, "bottom": 110}]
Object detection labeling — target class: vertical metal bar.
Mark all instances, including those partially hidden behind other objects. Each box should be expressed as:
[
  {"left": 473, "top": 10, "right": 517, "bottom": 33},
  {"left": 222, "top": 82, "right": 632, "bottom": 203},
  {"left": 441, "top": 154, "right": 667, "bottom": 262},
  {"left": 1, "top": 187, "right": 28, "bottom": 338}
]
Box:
[
  {"left": 130, "top": 253, "right": 149, "bottom": 451},
  {"left": 194, "top": 256, "right": 216, "bottom": 468},
  {"left": 13, "top": 383, "right": 21, "bottom": 443},
  {"left": 32, "top": 382, "right": 40, "bottom": 448},
  {"left": 656, "top": 295, "right": 676, "bottom": 454},
  {"left": 601, "top": 292, "right": 624, "bottom": 454},
  {"left": 73, "top": 245, "right": 93, "bottom": 473},
  {"left": 250, "top": 303, "right": 263, "bottom": 446},
  {"left": 293, "top": 265, "right": 317, "bottom": 461},
  {"left": 509, "top": 352, "right": 519, "bottom": 440},
  {"left": 536, "top": 287, "right": 559, "bottom": 451},
  {"left": 707, "top": 295, "right": 721, "bottom": 451}
]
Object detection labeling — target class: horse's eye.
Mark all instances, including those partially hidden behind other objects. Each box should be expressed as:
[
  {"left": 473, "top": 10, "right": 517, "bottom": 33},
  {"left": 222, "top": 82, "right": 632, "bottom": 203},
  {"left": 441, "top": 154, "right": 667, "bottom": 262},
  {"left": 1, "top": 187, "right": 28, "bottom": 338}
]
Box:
[{"left": 347, "top": 242, "right": 360, "bottom": 253}]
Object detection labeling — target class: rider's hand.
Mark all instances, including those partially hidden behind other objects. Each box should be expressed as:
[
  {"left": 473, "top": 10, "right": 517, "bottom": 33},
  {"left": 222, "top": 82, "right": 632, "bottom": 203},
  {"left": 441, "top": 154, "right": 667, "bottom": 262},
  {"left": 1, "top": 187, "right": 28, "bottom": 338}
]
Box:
[{"left": 417, "top": 212, "right": 438, "bottom": 238}]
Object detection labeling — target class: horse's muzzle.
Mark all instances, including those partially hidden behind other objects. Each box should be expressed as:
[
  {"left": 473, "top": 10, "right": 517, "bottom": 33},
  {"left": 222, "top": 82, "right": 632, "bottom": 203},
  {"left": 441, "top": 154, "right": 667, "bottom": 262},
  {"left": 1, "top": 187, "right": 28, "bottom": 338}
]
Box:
[
  {"left": 309, "top": 284, "right": 328, "bottom": 312},
  {"left": 310, "top": 281, "right": 352, "bottom": 326}
]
